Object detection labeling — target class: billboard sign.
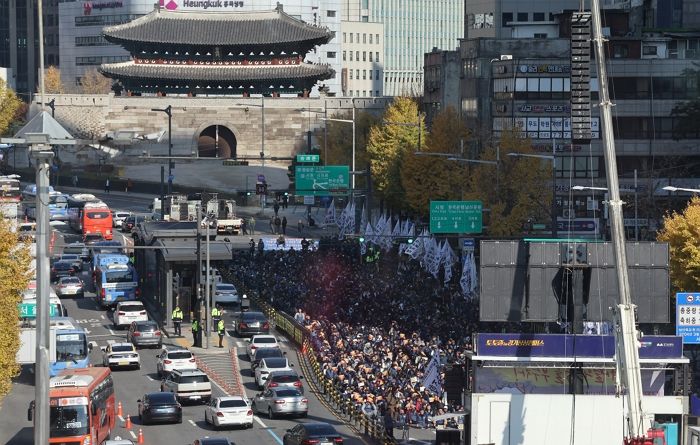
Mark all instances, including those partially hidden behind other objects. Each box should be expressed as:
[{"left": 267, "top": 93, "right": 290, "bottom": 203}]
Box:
[{"left": 676, "top": 292, "right": 700, "bottom": 344}]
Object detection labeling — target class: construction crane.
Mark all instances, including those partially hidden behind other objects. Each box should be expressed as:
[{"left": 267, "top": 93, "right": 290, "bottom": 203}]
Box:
[{"left": 590, "top": 0, "right": 651, "bottom": 441}]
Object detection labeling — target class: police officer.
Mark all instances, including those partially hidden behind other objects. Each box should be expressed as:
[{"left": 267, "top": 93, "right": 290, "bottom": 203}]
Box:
[
  {"left": 191, "top": 318, "right": 201, "bottom": 347},
  {"left": 211, "top": 304, "right": 222, "bottom": 333},
  {"left": 217, "top": 318, "right": 226, "bottom": 348},
  {"left": 172, "top": 304, "right": 183, "bottom": 336}
]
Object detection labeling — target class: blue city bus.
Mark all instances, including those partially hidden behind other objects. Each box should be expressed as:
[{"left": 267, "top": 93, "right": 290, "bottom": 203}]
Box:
[
  {"left": 24, "top": 191, "right": 68, "bottom": 221},
  {"left": 93, "top": 254, "right": 139, "bottom": 308},
  {"left": 51, "top": 324, "right": 90, "bottom": 377}
]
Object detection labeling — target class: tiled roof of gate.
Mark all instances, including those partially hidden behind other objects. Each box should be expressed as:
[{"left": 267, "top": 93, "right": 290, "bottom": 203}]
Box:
[
  {"left": 99, "top": 61, "right": 335, "bottom": 82},
  {"left": 103, "top": 8, "right": 333, "bottom": 47}
]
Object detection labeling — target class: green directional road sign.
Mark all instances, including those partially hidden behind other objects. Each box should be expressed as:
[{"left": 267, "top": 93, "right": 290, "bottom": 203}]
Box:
[
  {"left": 430, "top": 200, "right": 483, "bottom": 234},
  {"left": 295, "top": 165, "right": 349, "bottom": 196},
  {"left": 18, "top": 302, "right": 58, "bottom": 318},
  {"left": 296, "top": 154, "right": 320, "bottom": 163}
]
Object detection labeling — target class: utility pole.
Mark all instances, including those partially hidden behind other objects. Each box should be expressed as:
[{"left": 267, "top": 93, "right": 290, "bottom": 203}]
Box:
[
  {"left": 204, "top": 209, "right": 210, "bottom": 350},
  {"left": 591, "top": 0, "right": 648, "bottom": 438},
  {"left": 33, "top": 149, "right": 53, "bottom": 445},
  {"left": 196, "top": 203, "right": 202, "bottom": 344}
]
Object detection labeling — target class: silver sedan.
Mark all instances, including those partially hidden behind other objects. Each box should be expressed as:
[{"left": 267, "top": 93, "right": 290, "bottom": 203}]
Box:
[
  {"left": 252, "top": 387, "right": 307, "bottom": 419},
  {"left": 55, "top": 276, "right": 84, "bottom": 298}
]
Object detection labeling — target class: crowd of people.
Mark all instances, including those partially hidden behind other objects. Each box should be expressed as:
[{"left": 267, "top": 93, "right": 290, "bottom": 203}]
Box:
[{"left": 230, "top": 239, "right": 482, "bottom": 430}]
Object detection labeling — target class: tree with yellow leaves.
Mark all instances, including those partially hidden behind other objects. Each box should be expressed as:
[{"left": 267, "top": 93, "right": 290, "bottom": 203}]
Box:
[
  {"left": 466, "top": 129, "right": 551, "bottom": 237},
  {"left": 44, "top": 65, "right": 66, "bottom": 94},
  {"left": 0, "top": 79, "right": 22, "bottom": 137},
  {"left": 401, "top": 106, "right": 470, "bottom": 215},
  {"left": 80, "top": 68, "right": 112, "bottom": 94},
  {"left": 0, "top": 218, "right": 33, "bottom": 401},
  {"left": 657, "top": 196, "right": 700, "bottom": 292},
  {"left": 366, "top": 96, "right": 425, "bottom": 210}
]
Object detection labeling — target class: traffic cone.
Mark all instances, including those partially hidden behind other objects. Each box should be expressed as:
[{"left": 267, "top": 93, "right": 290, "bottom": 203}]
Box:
[
  {"left": 124, "top": 414, "right": 132, "bottom": 430},
  {"left": 117, "top": 401, "right": 123, "bottom": 417},
  {"left": 137, "top": 428, "right": 144, "bottom": 444}
]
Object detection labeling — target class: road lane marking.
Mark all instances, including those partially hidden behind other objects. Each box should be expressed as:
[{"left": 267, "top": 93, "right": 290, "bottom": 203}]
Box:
[
  {"left": 118, "top": 415, "right": 124, "bottom": 422},
  {"left": 188, "top": 419, "right": 196, "bottom": 427},
  {"left": 108, "top": 327, "right": 116, "bottom": 335},
  {"left": 100, "top": 315, "right": 105, "bottom": 319},
  {"left": 129, "top": 430, "right": 137, "bottom": 439},
  {"left": 145, "top": 375, "right": 156, "bottom": 381},
  {"left": 254, "top": 417, "right": 283, "bottom": 445}
]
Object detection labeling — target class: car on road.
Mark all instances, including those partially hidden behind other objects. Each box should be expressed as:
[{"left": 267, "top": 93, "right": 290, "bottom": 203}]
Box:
[
  {"left": 191, "top": 439, "right": 235, "bottom": 445},
  {"left": 156, "top": 347, "right": 197, "bottom": 377},
  {"left": 213, "top": 283, "right": 239, "bottom": 305},
  {"left": 122, "top": 215, "right": 145, "bottom": 233},
  {"left": 101, "top": 342, "right": 140, "bottom": 369},
  {"left": 252, "top": 387, "right": 308, "bottom": 419},
  {"left": 89, "top": 241, "right": 123, "bottom": 260},
  {"left": 104, "top": 437, "right": 135, "bottom": 445},
  {"left": 55, "top": 276, "right": 84, "bottom": 298},
  {"left": 160, "top": 368, "right": 212, "bottom": 404},
  {"left": 250, "top": 347, "right": 285, "bottom": 372},
  {"left": 246, "top": 335, "right": 279, "bottom": 360},
  {"left": 204, "top": 396, "right": 253, "bottom": 429},
  {"left": 255, "top": 357, "right": 294, "bottom": 388},
  {"left": 283, "top": 422, "right": 344, "bottom": 445},
  {"left": 62, "top": 242, "right": 89, "bottom": 262},
  {"left": 263, "top": 370, "right": 304, "bottom": 395},
  {"left": 54, "top": 253, "right": 83, "bottom": 271},
  {"left": 127, "top": 320, "right": 162, "bottom": 349},
  {"left": 112, "top": 211, "right": 131, "bottom": 228},
  {"left": 138, "top": 392, "right": 182, "bottom": 424},
  {"left": 50, "top": 260, "right": 79, "bottom": 282},
  {"left": 113, "top": 301, "right": 147, "bottom": 328},
  {"left": 234, "top": 311, "right": 270, "bottom": 337}
]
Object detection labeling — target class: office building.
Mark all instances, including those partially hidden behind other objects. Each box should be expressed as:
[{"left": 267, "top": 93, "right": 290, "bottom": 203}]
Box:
[
  {"left": 340, "top": 21, "right": 384, "bottom": 97},
  {"left": 345, "top": 0, "right": 463, "bottom": 96}
]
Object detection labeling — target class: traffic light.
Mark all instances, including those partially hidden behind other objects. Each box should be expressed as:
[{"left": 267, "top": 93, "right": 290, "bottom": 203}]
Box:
[
  {"left": 359, "top": 237, "right": 365, "bottom": 243},
  {"left": 246, "top": 191, "right": 252, "bottom": 196},
  {"left": 407, "top": 238, "right": 414, "bottom": 244}
]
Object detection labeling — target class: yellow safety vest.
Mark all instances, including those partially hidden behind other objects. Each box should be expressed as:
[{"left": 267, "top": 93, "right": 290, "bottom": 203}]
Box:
[
  {"left": 172, "top": 309, "right": 183, "bottom": 320},
  {"left": 212, "top": 308, "right": 221, "bottom": 317}
]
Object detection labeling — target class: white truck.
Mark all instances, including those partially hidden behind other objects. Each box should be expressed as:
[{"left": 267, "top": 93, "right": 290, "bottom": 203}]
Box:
[
  {"left": 206, "top": 199, "right": 243, "bottom": 235},
  {"left": 17, "top": 327, "right": 57, "bottom": 364}
]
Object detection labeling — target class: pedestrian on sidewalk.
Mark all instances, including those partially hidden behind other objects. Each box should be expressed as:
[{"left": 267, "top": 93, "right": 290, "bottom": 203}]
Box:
[
  {"left": 126, "top": 178, "right": 133, "bottom": 193},
  {"left": 249, "top": 216, "right": 256, "bottom": 235},
  {"left": 281, "top": 216, "right": 287, "bottom": 235},
  {"left": 172, "top": 304, "right": 183, "bottom": 336},
  {"left": 298, "top": 219, "right": 304, "bottom": 234},
  {"left": 282, "top": 194, "right": 288, "bottom": 209},
  {"left": 273, "top": 200, "right": 280, "bottom": 216},
  {"left": 249, "top": 238, "right": 255, "bottom": 257},
  {"left": 269, "top": 217, "right": 275, "bottom": 234},
  {"left": 217, "top": 319, "right": 225, "bottom": 348},
  {"left": 191, "top": 318, "right": 201, "bottom": 347},
  {"left": 241, "top": 218, "right": 248, "bottom": 235},
  {"left": 72, "top": 175, "right": 78, "bottom": 188},
  {"left": 104, "top": 178, "right": 110, "bottom": 193}
]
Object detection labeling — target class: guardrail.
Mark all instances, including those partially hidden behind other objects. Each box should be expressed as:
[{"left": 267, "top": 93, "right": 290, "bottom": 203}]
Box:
[{"left": 223, "top": 268, "right": 396, "bottom": 445}]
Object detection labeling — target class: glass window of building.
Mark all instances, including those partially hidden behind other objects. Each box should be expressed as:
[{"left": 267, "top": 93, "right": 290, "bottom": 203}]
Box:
[
  {"left": 327, "top": 10, "right": 336, "bottom": 17},
  {"left": 343, "top": 51, "right": 346, "bottom": 61},
  {"left": 376, "top": 69, "right": 380, "bottom": 79},
  {"left": 517, "top": 12, "right": 528, "bottom": 22},
  {"left": 343, "top": 32, "right": 346, "bottom": 43},
  {"left": 356, "top": 33, "right": 360, "bottom": 43},
  {"left": 375, "top": 52, "right": 379, "bottom": 62},
  {"left": 362, "top": 16, "right": 368, "bottom": 22},
  {"left": 369, "top": 70, "right": 373, "bottom": 80},
  {"left": 363, "top": 90, "right": 367, "bottom": 96},
  {"left": 363, "top": 33, "right": 367, "bottom": 44},
  {"left": 369, "top": 52, "right": 373, "bottom": 62},
  {"left": 362, "top": 0, "right": 368, "bottom": 8},
  {"left": 375, "top": 90, "right": 379, "bottom": 96},
  {"left": 356, "top": 51, "right": 359, "bottom": 60},
  {"left": 350, "top": 52, "right": 353, "bottom": 61},
  {"left": 369, "top": 34, "right": 373, "bottom": 44},
  {"left": 350, "top": 70, "right": 354, "bottom": 79},
  {"left": 363, "top": 51, "right": 366, "bottom": 61},
  {"left": 502, "top": 12, "right": 513, "bottom": 27},
  {"left": 363, "top": 70, "right": 366, "bottom": 79},
  {"left": 376, "top": 34, "right": 379, "bottom": 45},
  {"left": 350, "top": 33, "right": 353, "bottom": 43},
  {"left": 327, "top": 52, "right": 336, "bottom": 58},
  {"left": 356, "top": 69, "right": 359, "bottom": 78},
  {"left": 533, "top": 12, "right": 545, "bottom": 21}
]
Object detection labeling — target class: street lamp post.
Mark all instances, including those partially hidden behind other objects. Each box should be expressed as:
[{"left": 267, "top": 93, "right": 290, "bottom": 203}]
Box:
[
  {"left": 151, "top": 105, "right": 173, "bottom": 195},
  {"left": 508, "top": 152, "right": 558, "bottom": 237},
  {"left": 236, "top": 97, "right": 265, "bottom": 212}
]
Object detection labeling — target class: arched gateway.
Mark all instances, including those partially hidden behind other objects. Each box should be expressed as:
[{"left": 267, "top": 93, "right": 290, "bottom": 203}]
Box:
[{"left": 197, "top": 125, "right": 236, "bottom": 158}]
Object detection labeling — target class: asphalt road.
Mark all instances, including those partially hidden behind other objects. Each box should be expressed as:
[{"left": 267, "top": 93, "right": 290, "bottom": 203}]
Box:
[{"left": 0, "top": 202, "right": 369, "bottom": 445}]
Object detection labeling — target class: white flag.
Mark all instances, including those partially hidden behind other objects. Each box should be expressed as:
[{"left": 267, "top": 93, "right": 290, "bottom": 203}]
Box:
[
  {"left": 442, "top": 241, "right": 457, "bottom": 286},
  {"left": 324, "top": 199, "right": 336, "bottom": 225},
  {"left": 360, "top": 203, "right": 367, "bottom": 233},
  {"left": 380, "top": 216, "right": 394, "bottom": 251},
  {"left": 421, "top": 352, "right": 442, "bottom": 395},
  {"left": 337, "top": 201, "right": 353, "bottom": 239},
  {"left": 405, "top": 228, "right": 426, "bottom": 259},
  {"left": 344, "top": 202, "right": 356, "bottom": 234},
  {"left": 398, "top": 223, "right": 416, "bottom": 255},
  {"left": 361, "top": 222, "right": 374, "bottom": 255},
  {"left": 460, "top": 253, "right": 472, "bottom": 296},
  {"left": 428, "top": 239, "right": 443, "bottom": 277},
  {"left": 469, "top": 251, "right": 478, "bottom": 295}
]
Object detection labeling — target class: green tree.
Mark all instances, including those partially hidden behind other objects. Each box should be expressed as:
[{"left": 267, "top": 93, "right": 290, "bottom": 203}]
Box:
[
  {"left": 315, "top": 110, "right": 380, "bottom": 191},
  {"left": 0, "top": 219, "right": 32, "bottom": 400},
  {"left": 657, "top": 196, "right": 700, "bottom": 292},
  {"left": 466, "top": 129, "right": 552, "bottom": 237},
  {"left": 366, "top": 96, "right": 425, "bottom": 210},
  {"left": 0, "top": 79, "right": 22, "bottom": 136},
  {"left": 44, "top": 65, "right": 66, "bottom": 94},
  {"left": 401, "top": 106, "right": 470, "bottom": 215}
]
